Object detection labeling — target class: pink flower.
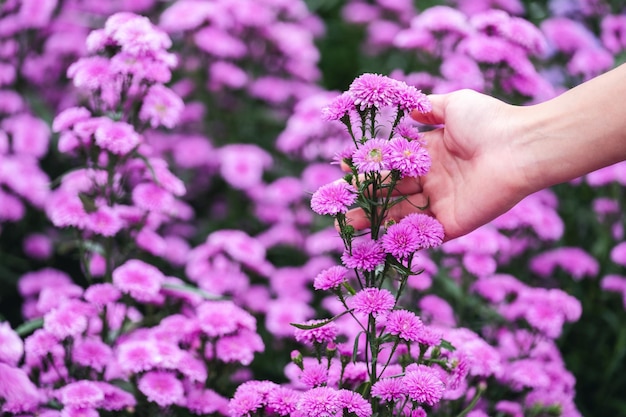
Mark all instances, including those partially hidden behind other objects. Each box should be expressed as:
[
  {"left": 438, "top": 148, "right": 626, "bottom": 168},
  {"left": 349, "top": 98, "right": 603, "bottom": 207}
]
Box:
[
  {"left": 381, "top": 221, "right": 421, "bottom": 260},
  {"left": 611, "top": 242, "right": 626, "bottom": 267},
  {"left": 67, "top": 56, "right": 113, "bottom": 91},
  {"left": 93, "top": 381, "right": 137, "bottom": 411},
  {"left": 371, "top": 377, "right": 406, "bottom": 402},
  {"left": 530, "top": 247, "right": 599, "bottom": 280},
  {"left": 341, "top": 239, "right": 386, "bottom": 271},
  {"left": 214, "top": 329, "right": 264, "bottom": 365},
  {"left": 352, "top": 138, "right": 390, "bottom": 173},
  {"left": 22, "top": 233, "right": 53, "bottom": 260},
  {"left": 186, "top": 387, "right": 229, "bottom": 415},
  {"left": 310, "top": 180, "right": 358, "bottom": 216},
  {"left": 138, "top": 370, "right": 184, "bottom": 407},
  {"left": 387, "top": 137, "right": 431, "bottom": 178},
  {"left": 385, "top": 309, "right": 424, "bottom": 341},
  {"left": 338, "top": 389, "right": 372, "bottom": 417},
  {"left": 194, "top": 26, "right": 248, "bottom": 59},
  {"left": 267, "top": 386, "right": 301, "bottom": 416},
  {"left": 294, "top": 320, "right": 338, "bottom": 345},
  {"left": 94, "top": 120, "right": 141, "bottom": 156},
  {"left": 296, "top": 386, "right": 341, "bottom": 417},
  {"left": 106, "top": 13, "right": 172, "bottom": 54},
  {"left": 132, "top": 182, "right": 176, "bottom": 214},
  {"left": 44, "top": 301, "right": 90, "bottom": 339},
  {"left": 139, "top": 84, "right": 184, "bottom": 129},
  {"left": 52, "top": 107, "right": 91, "bottom": 132},
  {"left": 0, "top": 362, "right": 41, "bottom": 413},
  {"left": 349, "top": 287, "right": 395, "bottom": 315},
  {"left": 2, "top": 113, "right": 50, "bottom": 158},
  {"left": 601, "top": 14, "right": 626, "bottom": 54},
  {"left": 313, "top": 265, "right": 349, "bottom": 291},
  {"left": 112, "top": 259, "right": 166, "bottom": 302},
  {"left": 300, "top": 362, "right": 329, "bottom": 388},
  {"left": 84, "top": 283, "right": 122, "bottom": 308},
  {"left": 403, "top": 364, "right": 445, "bottom": 406},
  {"left": 72, "top": 337, "right": 113, "bottom": 372},
  {"left": 321, "top": 92, "right": 355, "bottom": 121},
  {"left": 218, "top": 144, "right": 273, "bottom": 190},
  {"left": 0, "top": 322, "right": 23, "bottom": 366},
  {"left": 58, "top": 380, "right": 104, "bottom": 408},
  {"left": 348, "top": 73, "right": 398, "bottom": 110},
  {"left": 86, "top": 205, "right": 124, "bottom": 237},
  {"left": 197, "top": 300, "right": 256, "bottom": 338},
  {"left": 403, "top": 213, "right": 445, "bottom": 249},
  {"left": 116, "top": 339, "right": 161, "bottom": 373}
]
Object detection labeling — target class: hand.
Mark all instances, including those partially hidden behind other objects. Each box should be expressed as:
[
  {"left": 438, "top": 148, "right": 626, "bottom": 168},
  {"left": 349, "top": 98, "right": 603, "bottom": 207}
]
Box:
[{"left": 345, "top": 89, "right": 529, "bottom": 241}]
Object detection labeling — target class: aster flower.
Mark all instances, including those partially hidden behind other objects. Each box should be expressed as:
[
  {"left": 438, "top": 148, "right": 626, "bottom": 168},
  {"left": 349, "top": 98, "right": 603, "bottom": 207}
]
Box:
[
  {"left": 112, "top": 259, "right": 166, "bottom": 302},
  {"left": 93, "top": 382, "right": 137, "bottom": 411},
  {"left": 58, "top": 380, "right": 104, "bottom": 409},
  {"left": 94, "top": 120, "right": 141, "bottom": 156},
  {"left": 381, "top": 221, "right": 421, "bottom": 260},
  {"left": 313, "top": 265, "right": 349, "bottom": 291},
  {"left": 44, "top": 301, "right": 89, "bottom": 339},
  {"left": 310, "top": 180, "right": 358, "bottom": 216},
  {"left": 267, "top": 386, "right": 301, "bottom": 416},
  {"left": 215, "top": 329, "right": 264, "bottom": 365},
  {"left": 338, "top": 389, "right": 372, "bottom": 417},
  {"left": 300, "top": 362, "right": 329, "bottom": 388},
  {"left": 0, "top": 322, "right": 23, "bottom": 366},
  {"left": 386, "top": 309, "right": 424, "bottom": 341},
  {"left": 72, "top": 337, "right": 113, "bottom": 372},
  {"left": 341, "top": 239, "right": 386, "bottom": 271},
  {"left": 0, "top": 363, "right": 42, "bottom": 413},
  {"left": 139, "top": 84, "right": 184, "bottom": 129},
  {"left": 138, "top": 370, "right": 184, "bottom": 407},
  {"left": 352, "top": 138, "right": 390, "bottom": 173},
  {"left": 196, "top": 300, "right": 256, "bottom": 338},
  {"left": 349, "top": 288, "right": 395, "bottom": 315},
  {"left": 348, "top": 73, "right": 398, "bottom": 110},
  {"left": 371, "top": 377, "right": 406, "bottom": 402},
  {"left": 294, "top": 320, "right": 339, "bottom": 345},
  {"left": 116, "top": 339, "right": 162, "bottom": 374},
  {"left": 403, "top": 364, "right": 445, "bottom": 406},
  {"left": 296, "top": 386, "right": 341, "bottom": 417},
  {"left": 321, "top": 92, "right": 355, "bottom": 121},
  {"left": 403, "top": 213, "right": 445, "bottom": 249},
  {"left": 388, "top": 137, "right": 431, "bottom": 178}
]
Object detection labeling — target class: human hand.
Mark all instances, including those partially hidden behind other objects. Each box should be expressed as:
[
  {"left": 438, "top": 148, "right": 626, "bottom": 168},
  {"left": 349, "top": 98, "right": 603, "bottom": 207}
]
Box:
[{"left": 344, "top": 89, "right": 530, "bottom": 241}]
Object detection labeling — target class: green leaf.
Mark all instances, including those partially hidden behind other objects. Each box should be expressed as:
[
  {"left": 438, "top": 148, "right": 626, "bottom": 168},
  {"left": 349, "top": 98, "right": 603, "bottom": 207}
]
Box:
[
  {"left": 439, "top": 338, "right": 456, "bottom": 352},
  {"left": 162, "top": 283, "right": 225, "bottom": 300},
  {"left": 290, "top": 309, "right": 353, "bottom": 330},
  {"left": 15, "top": 318, "right": 44, "bottom": 337}
]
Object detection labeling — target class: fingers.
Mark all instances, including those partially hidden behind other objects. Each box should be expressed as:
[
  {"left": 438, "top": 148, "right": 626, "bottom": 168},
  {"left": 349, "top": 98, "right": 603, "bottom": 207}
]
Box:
[{"left": 411, "top": 94, "right": 446, "bottom": 125}]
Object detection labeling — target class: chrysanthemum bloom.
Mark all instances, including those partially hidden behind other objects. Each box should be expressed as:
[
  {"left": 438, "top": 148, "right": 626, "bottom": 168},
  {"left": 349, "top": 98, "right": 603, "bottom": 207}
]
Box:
[
  {"left": 300, "top": 362, "right": 329, "bottom": 388},
  {"left": 197, "top": 300, "right": 256, "bottom": 338},
  {"left": 0, "top": 322, "right": 23, "bottom": 366},
  {"left": 388, "top": 137, "right": 431, "bottom": 178},
  {"left": 214, "top": 329, "right": 264, "bottom": 365},
  {"left": 337, "top": 389, "right": 372, "bottom": 417},
  {"left": 92, "top": 381, "right": 137, "bottom": 411},
  {"left": 371, "top": 377, "right": 406, "bottom": 402},
  {"left": 267, "top": 386, "right": 301, "bottom": 416},
  {"left": 352, "top": 138, "right": 390, "bottom": 173},
  {"left": 72, "top": 337, "right": 113, "bottom": 372},
  {"left": 385, "top": 309, "right": 424, "bottom": 341},
  {"left": 296, "top": 386, "right": 341, "bottom": 417},
  {"left": 219, "top": 144, "right": 273, "bottom": 190},
  {"left": 530, "top": 246, "right": 599, "bottom": 280},
  {"left": 403, "top": 213, "right": 445, "bottom": 249},
  {"left": 350, "top": 288, "right": 395, "bottom": 315},
  {"left": 52, "top": 107, "right": 92, "bottom": 133},
  {"left": 24, "top": 329, "right": 61, "bottom": 366},
  {"left": 83, "top": 283, "right": 121, "bottom": 308},
  {"left": 67, "top": 56, "right": 113, "bottom": 91},
  {"left": 611, "top": 241, "right": 626, "bottom": 267},
  {"left": 86, "top": 206, "right": 124, "bottom": 237},
  {"left": 58, "top": 380, "right": 104, "bottom": 409},
  {"left": 321, "top": 92, "right": 355, "bottom": 121},
  {"left": 116, "top": 339, "right": 162, "bottom": 374},
  {"left": 186, "top": 387, "right": 229, "bottom": 415},
  {"left": 44, "top": 301, "right": 90, "bottom": 339},
  {"left": 381, "top": 221, "right": 421, "bottom": 260},
  {"left": 341, "top": 239, "right": 386, "bottom": 271},
  {"left": 138, "top": 370, "right": 184, "bottom": 407},
  {"left": 229, "top": 386, "right": 265, "bottom": 417},
  {"left": 313, "top": 265, "right": 349, "bottom": 291},
  {"left": 0, "top": 362, "right": 41, "bottom": 413},
  {"left": 394, "top": 82, "right": 431, "bottom": 113},
  {"left": 294, "top": 320, "right": 338, "bottom": 345},
  {"left": 403, "top": 364, "right": 445, "bottom": 406},
  {"left": 94, "top": 120, "right": 141, "bottom": 156},
  {"left": 139, "top": 84, "right": 184, "bottom": 129},
  {"left": 349, "top": 73, "right": 398, "bottom": 110},
  {"left": 310, "top": 180, "right": 357, "bottom": 216},
  {"left": 112, "top": 259, "right": 166, "bottom": 302}
]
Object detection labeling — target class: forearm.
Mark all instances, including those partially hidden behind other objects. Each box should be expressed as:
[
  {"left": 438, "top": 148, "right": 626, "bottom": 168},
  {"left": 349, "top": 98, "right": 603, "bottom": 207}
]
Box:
[{"left": 515, "top": 64, "right": 626, "bottom": 194}]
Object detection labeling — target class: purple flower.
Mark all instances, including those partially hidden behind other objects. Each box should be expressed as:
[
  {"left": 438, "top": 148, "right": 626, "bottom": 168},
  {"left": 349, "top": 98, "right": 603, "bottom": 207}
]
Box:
[
  {"left": 296, "top": 386, "right": 341, "bottom": 417},
  {"left": 44, "top": 301, "right": 90, "bottom": 339},
  {"left": 112, "top": 259, "right": 166, "bottom": 302},
  {"left": 94, "top": 120, "right": 142, "bottom": 156},
  {"left": 67, "top": 56, "right": 113, "bottom": 91},
  {"left": 403, "top": 213, "right": 445, "bottom": 249},
  {"left": 22, "top": 233, "right": 53, "bottom": 260},
  {"left": 138, "top": 370, "right": 184, "bottom": 407},
  {"left": 72, "top": 337, "right": 113, "bottom": 372},
  {"left": 267, "top": 386, "right": 301, "bottom": 416},
  {"left": 0, "top": 363, "right": 41, "bottom": 413},
  {"left": 84, "top": 283, "right": 122, "bottom": 308},
  {"left": 313, "top": 265, "right": 349, "bottom": 291},
  {"left": 385, "top": 309, "right": 424, "bottom": 341},
  {"left": 214, "top": 329, "right": 264, "bottom": 365},
  {"left": 93, "top": 381, "right": 137, "bottom": 411},
  {"left": 58, "top": 380, "right": 104, "bottom": 409},
  {"left": 352, "top": 138, "right": 390, "bottom": 173},
  {"left": 52, "top": 107, "right": 92, "bottom": 133},
  {"left": 197, "top": 300, "right": 256, "bottom": 338},
  {"left": 338, "top": 390, "right": 372, "bottom": 417},
  {"left": 294, "top": 320, "right": 338, "bottom": 345},
  {"left": 218, "top": 144, "right": 273, "bottom": 190},
  {"left": 0, "top": 322, "right": 23, "bottom": 366},
  {"left": 341, "top": 239, "right": 386, "bottom": 271},
  {"left": 300, "top": 362, "right": 329, "bottom": 388},
  {"left": 229, "top": 384, "right": 265, "bottom": 417},
  {"left": 530, "top": 247, "right": 599, "bottom": 280},
  {"left": 611, "top": 242, "right": 626, "bottom": 267},
  {"left": 86, "top": 206, "right": 124, "bottom": 237},
  {"left": 310, "top": 180, "right": 358, "bottom": 216},
  {"left": 350, "top": 288, "right": 395, "bottom": 315},
  {"left": 348, "top": 73, "right": 398, "bottom": 110},
  {"left": 388, "top": 137, "right": 431, "bottom": 178},
  {"left": 186, "top": 387, "right": 229, "bottom": 415},
  {"left": 601, "top": 14, "right": 626, "bottom": 54},
  {"left": 403, "top": 364, "right": 445, "bottom": 406},
  {"left": 381, "top": 221, "right": 421, "bottom": 260},
  {"left": 116, "top": 339, "right": 161, "bottom": 374},
  {"left": 139, "top": 84, "right": 184, "bottom": 129},
  {"left": 371, "top": 377, "right": 406, "bottom": 402},
  {"left": 321, "top": 92, "right": 355, "bottom": 121}
]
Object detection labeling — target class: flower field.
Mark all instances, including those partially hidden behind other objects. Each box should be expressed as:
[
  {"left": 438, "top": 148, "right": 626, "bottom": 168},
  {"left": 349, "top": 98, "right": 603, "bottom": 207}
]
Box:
[{"left": 0, "top": 0, "right": 625, "bottom": 416}]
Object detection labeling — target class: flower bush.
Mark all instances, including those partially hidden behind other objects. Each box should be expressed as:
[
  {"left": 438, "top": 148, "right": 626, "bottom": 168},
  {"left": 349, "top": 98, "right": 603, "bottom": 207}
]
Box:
[{"left": 0, "top": 0, "right": 625, "bottom": 416}]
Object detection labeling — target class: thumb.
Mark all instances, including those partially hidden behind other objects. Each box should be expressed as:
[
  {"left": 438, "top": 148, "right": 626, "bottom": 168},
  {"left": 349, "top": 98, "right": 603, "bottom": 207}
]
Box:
[{"left": 410, "top": 94, "right": 446, "bottom": 125}]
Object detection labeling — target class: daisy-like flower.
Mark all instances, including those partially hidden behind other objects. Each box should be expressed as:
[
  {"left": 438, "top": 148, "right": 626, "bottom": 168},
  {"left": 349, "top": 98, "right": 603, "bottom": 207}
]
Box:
[
  {"left": 385, "top": 309, "right": 424, "bottom": 341},
  {"left": 381, "top": 221, "right": 421, "bottom": 260},
  {"left": 371, "top": 377, "right": 406, "bottom": 402},
  {"left": 296, "top": 386, "right": 341, "bottom": 417},
  {"left": 350, "top": 288, "right": 395, "bottom": 315},
  {"left": 310, "top": 180, "right": 357, "bottom": 216},
  {"left": 338, "top": 389, "right": 372, "bottom": 417},
  {"left": 85, "top": 205, "right": 124, "bottom": 237},
  {"left": 112, "top": 259, "right": 166, "bottom": 302},
  {"left": 186, "top": 387, "right": 228, "bottom": 415},
  {"left": 267, "top": 386, "right": 300, "bottom": 416},
  {"left": 403, "top": 213, "right": 445, "bottom": 249},
  {"left": 93, "top": 381, "right": 137, "bottom": 411},
  {"left": 321, "top": 92, "right": 354, "bottom": 121},
  {"left": 44, "top": 301, "right": 90, "bottom": 339},
  {"left": 341, "top": 239, "right": 386, "bottom": 271},
  {"left": 138, "top": 370, "right": 184, "bottom": 407},
  {"left": 403, "top": 364, "right": 445, "bottom": 406},
  {"left": 196, "top": 300, "right": 256, "bottom": 338},
  {"left": 300, "top": 362, "right": 329, "bottom": 388},
  {"left": 58, "top": 380, "right": 104, "bottom": 409},
  {"left": 388, "top": 137, "right": 431, "bottom": 178},
  {"left": 348, "top": 73, "right": 398, "bottom": 110},
  {"left": 394, "top": 82, "right": 431, "bottom": 113},
  {"left": 0, "top": 322, "right": 23, "bottom": 366},
  {"left": 72, "top": 337, "right": 113, "bottom": 372},
  {"left": 116, "top": 339, "right": 161, "bottom": 374},
  {"left": 83, "top": 283, "right": 121, "bottom": 308},
  {"left": 94, "top": 120, "right": 141, "bottom": 156},
  {"left": 139, "top": 84, "right": 184, "bottom": 129},
  {"left": 52, "top": 107, "right": 91, "bottom": 132},
  {"left": 313, "top": 265, "right": 349, "bottom": 291},
  {"left": 0, "top": 363, "right": 41, "bottom": 413},
  {"left": 294, "top": 320, "right": 338, "bottom": 345},
  {"left": 352, "top": 138, "right": 390, "bottom": 173}
]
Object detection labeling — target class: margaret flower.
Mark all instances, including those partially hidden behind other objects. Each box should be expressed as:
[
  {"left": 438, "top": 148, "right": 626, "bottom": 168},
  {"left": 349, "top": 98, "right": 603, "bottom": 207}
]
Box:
[
  {"left": 310, "top": 180, "right": 358, "bottom": 216},
  {"left": 352, "top": 138, "right": 391, "bottom": 173}
]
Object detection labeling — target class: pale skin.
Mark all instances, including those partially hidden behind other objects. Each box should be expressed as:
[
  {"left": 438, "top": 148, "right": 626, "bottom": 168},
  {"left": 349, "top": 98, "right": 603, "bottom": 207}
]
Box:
[{"left": 345, "top": 64, "right": 626, "bottom": 241}]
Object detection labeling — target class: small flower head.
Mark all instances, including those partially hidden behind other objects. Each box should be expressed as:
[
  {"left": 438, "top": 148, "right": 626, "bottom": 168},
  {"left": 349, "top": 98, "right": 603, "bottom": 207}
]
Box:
[
  {"left": 403, "top": 213, "right": 445, "bottom": 249},
  {"left": 58, "top": 380, "right": 104, "bottom": 409},
  {"left": 349, "top": 73, "right": 398, "bottom": 110},
  {"left": 388, "top": 137, "right": 431, "bottom": 178},
  {"left": 338, "top": 389, "right": 372, "bottom": 417},
  {"left": 296, "top": 386, "right": 341, "bottom": 417},
  {"left": 0, "top": 322, "right": 23, "bottom": 366},
  {"left": 381, "top": 221, "right": 421, "bottom": 260},
  {"left": 386, "top": 309, "right": 424, "bottom": 341},
  {"left": 403, "top": 364, "right": 445, "bottom": 406},
  {"left": 294, "top": 320, "right": 339, "bottom": 346},
  {"left": 352, "top": 138, "right": 391, "bottom": 173},
  {"left": 138, "top": 370, "right": 184, "bottom": 407},
  {"left": 313, "top": 265, "right": 349, "bottom": 291},
  {"left": 341, "top": 239, "right": 386, "bottom": 271},
  {"left": 321, "top": 92, "right": 355, "bottom": 121},
  {"left": 371, "top": 377, "right": 406, "bottom": 402},
  {"left": 139, "top": 84, "right": 184, "bottom": 129},
  {"left": 310, "top": 180, "right": 358, "bottom": 216},
  {"left": 350, "top": 287, "right": 395, "bottom": 315},
  {"left": 112, "top": 259, "right": 166, "bottom": 302},
  {"left": 94, "top": 120, "right": 141, "bottom": 156}
]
